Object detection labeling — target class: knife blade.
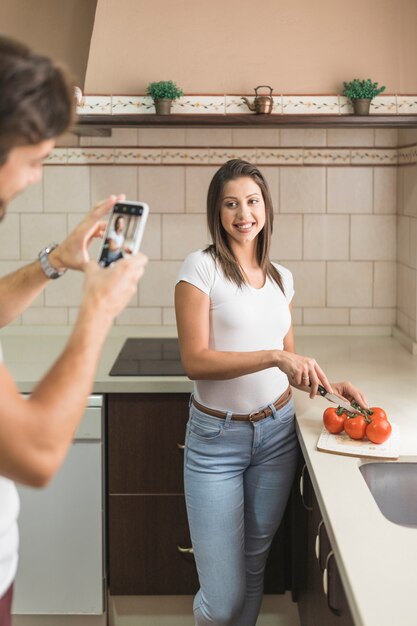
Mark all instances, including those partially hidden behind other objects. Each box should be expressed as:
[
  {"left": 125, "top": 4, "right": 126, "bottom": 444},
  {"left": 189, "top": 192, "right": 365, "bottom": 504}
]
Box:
[{"left": 316, "top": 384, "right": 362, "bottom": 414}]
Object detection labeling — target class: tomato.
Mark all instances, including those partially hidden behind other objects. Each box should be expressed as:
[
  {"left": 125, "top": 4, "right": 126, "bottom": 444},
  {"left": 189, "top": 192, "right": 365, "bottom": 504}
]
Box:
[
  {"left": 366, "top": 417, "right": 392, "bottom": 444},
  {"left": 344, "top": 415, "right": 367, "bottom": 440},
  {"left": 323, "top": 407, "right": 346, "bottom": 434},
  {"left": 367, "top": 407, "right": 388, "bottom": 422}
]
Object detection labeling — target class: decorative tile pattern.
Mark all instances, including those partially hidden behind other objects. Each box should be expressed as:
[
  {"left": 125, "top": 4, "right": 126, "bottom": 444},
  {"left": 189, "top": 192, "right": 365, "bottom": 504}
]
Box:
[
  {"left": 42, "top": 147, "right": 406, "bottom": 166},
  {"left": 112, "top": 96, "right": 154, "bottom": 114},
  {"left": 114, "top": 148, "right": 162, "bottom": 164},
  {"left": 162, "top": 148, "right": 209, "bottom": 164},
  {"left": 350, "top": 148, "right": 397, "bottom": 165},
  {"left": 172, "top": 96, "right": 225, "bottom": 114},
  {"left": 208, "top": 148, "right": 257, "bottom": 164},
  {"left": 370, "top": 96, "right": 397, "bottom": 114},
  {"left": 282, "top": 96, "right": 339, "bottom": 114},
  {"left": 398, "top": 145, "right": 417, "bottom": 165},
  {"left": 46, "top": 149, "right": 68, "bottom": 164},
  {"left": 74, "top": 93, "right": 417, "bottom": 118},
  {"left": 77, "top": 96, "right": 112, "bottom": 115},
  {"left": 303, "top": 149, "right": 351, "bottom": 165},
  {"left": 67, "top": 148, "right": 115, "bottom": 164},
  {"left": 397, "top": 96, "right": 417, "bottom": 114},
  {"left": 256, "top": 149, "right": 303, "bottom": 164}
]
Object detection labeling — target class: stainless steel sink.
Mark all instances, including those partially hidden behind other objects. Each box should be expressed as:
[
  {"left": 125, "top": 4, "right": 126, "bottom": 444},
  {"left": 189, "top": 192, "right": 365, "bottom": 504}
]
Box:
[{"left": 359, "top": 462, "right": 417, "bottom": 528}]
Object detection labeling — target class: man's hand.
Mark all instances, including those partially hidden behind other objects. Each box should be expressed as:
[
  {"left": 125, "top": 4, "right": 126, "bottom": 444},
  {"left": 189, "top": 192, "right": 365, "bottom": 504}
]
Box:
[
  {"left": 49, "top": 195, "right": 125, "bottom": 272},
  {"left": 82, "top": 253, "right": 148, "bottom": 323}
]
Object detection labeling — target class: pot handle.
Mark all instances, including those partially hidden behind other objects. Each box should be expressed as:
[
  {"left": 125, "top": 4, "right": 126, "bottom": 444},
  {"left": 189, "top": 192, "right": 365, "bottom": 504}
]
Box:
[{"left": 254, "top": 85, "right": 273, "bottom": 96}]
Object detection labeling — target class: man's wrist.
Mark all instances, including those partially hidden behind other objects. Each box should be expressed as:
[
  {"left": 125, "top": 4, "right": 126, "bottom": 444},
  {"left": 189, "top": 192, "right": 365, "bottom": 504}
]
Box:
[{"left": 38, "top": 243, "right": 67, "bottom": 279}]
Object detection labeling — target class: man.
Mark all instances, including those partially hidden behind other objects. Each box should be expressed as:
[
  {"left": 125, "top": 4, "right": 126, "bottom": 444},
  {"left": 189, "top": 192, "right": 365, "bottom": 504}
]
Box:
[{"left": 0, "top": 36, "right": 147, "bottom": 625}]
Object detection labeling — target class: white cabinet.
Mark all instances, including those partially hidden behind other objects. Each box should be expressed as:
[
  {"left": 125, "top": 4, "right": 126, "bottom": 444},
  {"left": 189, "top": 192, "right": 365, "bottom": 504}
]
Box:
[{"left": 13, "top": 396, "right": 105, "bottom": 616}]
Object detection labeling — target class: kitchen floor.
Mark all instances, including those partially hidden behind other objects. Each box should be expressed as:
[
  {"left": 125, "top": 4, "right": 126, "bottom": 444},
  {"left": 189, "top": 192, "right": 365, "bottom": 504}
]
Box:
[
  {"left": 109, "top": 593, "right": 300, "bottom": 626},
  {"left": 13, "top": 593, "right": 300, "bottom": 626}
]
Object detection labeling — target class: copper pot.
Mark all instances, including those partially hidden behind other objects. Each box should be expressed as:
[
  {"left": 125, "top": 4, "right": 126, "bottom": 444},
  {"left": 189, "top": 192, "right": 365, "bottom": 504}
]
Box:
[{"left": 241, "top": 86, "right": 274, "bottom": 114}]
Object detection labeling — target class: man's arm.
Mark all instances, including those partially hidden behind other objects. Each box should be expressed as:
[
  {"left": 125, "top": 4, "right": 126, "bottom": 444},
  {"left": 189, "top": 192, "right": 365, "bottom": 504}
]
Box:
[
  {"left": 0, "top": 261, "right": 50, "bottom": 327},
  {"left": 0, "top": 254, "right": 147, "bottom": 487},
  {"left": 0, "top": 196, "right": 117, "bottom": 327}
]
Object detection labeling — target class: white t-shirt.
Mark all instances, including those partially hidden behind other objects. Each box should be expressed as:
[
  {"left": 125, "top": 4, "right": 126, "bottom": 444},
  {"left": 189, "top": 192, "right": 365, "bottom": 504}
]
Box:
[
  {"left": 0, "top": 341, "right": 20, "bottom": 598},
  {"left": 176, "top": 250, "right": 294, "bottom": 413},
  {"left": 108, "top": 229, "right": 124, "bottom": 248}
]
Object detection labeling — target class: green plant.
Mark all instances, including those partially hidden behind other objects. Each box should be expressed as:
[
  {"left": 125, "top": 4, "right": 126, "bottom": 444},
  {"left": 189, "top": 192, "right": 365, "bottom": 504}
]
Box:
[
  {"left": 146, "top": 80, "right": 184, "bottom": 101},
  {"left": 342, "top": 78, "right": 386, "bottom": 101}
]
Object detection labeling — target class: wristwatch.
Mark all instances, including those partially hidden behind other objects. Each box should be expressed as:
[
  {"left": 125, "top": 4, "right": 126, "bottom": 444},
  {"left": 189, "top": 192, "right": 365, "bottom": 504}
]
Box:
[{"left": 38, "top": 243, "right": 67, "bottom": 279}]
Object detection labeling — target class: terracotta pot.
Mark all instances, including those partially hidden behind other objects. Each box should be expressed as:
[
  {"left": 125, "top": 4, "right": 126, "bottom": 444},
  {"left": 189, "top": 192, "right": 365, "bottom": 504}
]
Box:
[
  {"left": 154, "top": 99, "right": 173, "bottom": 115},
  {"left": 352, "top": 98, "right": 371, "bottom": 116}
]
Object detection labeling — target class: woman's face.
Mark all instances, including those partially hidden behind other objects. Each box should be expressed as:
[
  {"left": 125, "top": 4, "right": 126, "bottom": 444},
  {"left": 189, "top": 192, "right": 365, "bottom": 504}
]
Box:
[
  {"left": 220, "top": 176, "right": 266, "bottom": 248},
  {"left": 116, "top": 217, "right": 125, "bottom": 232}
]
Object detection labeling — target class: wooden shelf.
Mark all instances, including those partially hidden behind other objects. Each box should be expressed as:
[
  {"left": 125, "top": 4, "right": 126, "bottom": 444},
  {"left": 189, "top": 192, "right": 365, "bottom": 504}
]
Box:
[{"left": 74, "top": 113, "right": 417, "bottom": 133}]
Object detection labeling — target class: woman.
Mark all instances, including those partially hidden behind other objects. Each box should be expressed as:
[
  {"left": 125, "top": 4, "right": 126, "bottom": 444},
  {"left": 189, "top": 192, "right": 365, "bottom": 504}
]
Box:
[
  {"left": 102, "top": 215, "right": 129, "bottom": 266},
  {"left": 175, "top": 159, "right": 366, "bottom": 626}
]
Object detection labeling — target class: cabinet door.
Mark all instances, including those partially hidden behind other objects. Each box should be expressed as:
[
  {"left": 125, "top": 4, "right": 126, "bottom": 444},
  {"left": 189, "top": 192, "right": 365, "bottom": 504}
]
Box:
[
  {"left": 108, "top": 393, "right": 189, "bottom": 494},
  {"left": 311, "top": 488, "right": 354, "bottom": 626},
  {"left": 108, "top": 494, "right": 198, "bottom": 595},
  {"left": 294, "top": 460, "right": 355, "bottom": 626},
  {"left": 291, "top": 455, "right": 315, "bottom": 625}
]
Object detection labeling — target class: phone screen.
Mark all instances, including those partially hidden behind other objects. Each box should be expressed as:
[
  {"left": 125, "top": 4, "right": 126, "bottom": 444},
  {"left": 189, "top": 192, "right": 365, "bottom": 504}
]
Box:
[{"left": 98, "top": 202, "right": 148, "bottom": 268}]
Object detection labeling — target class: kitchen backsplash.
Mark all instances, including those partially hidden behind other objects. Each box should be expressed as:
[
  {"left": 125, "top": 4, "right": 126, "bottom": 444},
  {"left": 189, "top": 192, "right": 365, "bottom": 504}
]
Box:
[{"left": 3, "top": 126, "right": 415, "bottom": 344}]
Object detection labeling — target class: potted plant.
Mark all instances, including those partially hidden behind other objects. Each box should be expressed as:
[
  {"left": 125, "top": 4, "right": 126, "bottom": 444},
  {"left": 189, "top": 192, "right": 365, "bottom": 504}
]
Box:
[
  {"left": 146, "top": 80, "right": 184, "bottom": 115},
  {"left": 342, "top": 78, "right": 386, "bottom": 115}
]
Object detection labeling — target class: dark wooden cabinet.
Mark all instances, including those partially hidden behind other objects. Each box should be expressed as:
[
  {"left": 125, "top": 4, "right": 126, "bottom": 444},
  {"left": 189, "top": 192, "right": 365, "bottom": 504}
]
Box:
[
  {"left": 107, "top": 392, "right": 293, "bottom": 595},
  {"left": 107, "top": 393, "right": 196, "bottom": 595},
  {"left": 291, "top": 453, "right": 355, "bottom": 626}
]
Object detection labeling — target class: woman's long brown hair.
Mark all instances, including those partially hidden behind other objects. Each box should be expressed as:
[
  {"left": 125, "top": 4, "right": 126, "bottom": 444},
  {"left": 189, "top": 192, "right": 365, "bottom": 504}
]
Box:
[{"left": 205, "top": 159, "right": 284, "bottom": 293}]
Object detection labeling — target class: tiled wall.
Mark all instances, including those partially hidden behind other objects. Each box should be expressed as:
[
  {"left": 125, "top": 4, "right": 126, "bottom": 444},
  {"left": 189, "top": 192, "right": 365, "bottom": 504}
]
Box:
[
  {"left": 397, "top": 129, "right": 417, "bottom": 346},
  {"left": 3, "top": 127, "right": 402, "bottom": 333}
]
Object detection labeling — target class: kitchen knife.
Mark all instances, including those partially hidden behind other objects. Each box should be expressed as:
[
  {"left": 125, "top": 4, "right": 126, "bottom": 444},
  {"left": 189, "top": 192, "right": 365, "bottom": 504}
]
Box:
[{"left": 315, "top": 384, "right": 362, "bottom": 414}]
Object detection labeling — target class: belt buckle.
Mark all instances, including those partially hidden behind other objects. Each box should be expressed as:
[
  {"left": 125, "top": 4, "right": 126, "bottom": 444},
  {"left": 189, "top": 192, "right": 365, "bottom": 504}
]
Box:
[{"left": 249, "top": 410, "right": 263, "bottom": 422}]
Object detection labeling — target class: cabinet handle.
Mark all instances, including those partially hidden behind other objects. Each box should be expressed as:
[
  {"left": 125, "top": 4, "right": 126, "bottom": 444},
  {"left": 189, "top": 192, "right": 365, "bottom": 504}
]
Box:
[
  {"left": 315, "top": 520, "right": 325, "bottom": 561},
  {"left": 323, "top": 550, "right": 341, "bottom": 616},
  {"left": 177, "top": 443, "right": 185, "bottom": 450},
  {"left": 299, "top": 464, "right": 313, "bottom": 511},
  {"left": 177, "top": 545, "right": 194, "bottom": 554}
]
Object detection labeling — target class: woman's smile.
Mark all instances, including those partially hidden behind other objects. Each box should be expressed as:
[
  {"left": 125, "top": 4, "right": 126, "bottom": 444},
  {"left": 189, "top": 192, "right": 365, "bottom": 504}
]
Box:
[{"left": 234, "top": 221, "right": 256, "bottom": 232}]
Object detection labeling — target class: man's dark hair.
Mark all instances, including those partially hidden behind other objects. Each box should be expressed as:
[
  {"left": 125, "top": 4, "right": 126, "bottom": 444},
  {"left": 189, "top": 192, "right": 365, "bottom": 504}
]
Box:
[{"left": 0, "top": 35, "right": 75, "bottom": 164}]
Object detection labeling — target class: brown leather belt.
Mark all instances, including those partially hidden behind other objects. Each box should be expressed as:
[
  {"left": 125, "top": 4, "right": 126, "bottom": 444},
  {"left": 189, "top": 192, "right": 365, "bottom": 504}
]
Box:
[{"left": 191, "top": 386, "right": 292, "bottom": 423}]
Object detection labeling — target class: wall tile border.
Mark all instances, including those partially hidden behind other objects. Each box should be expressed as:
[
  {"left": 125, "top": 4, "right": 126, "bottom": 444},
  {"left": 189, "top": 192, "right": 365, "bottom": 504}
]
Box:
[
  {"left": 76, "top": 94, "right": 417, "bottom": 117},
  {"left": 47, "top": 146, "right": 399, "bottom": 166}
]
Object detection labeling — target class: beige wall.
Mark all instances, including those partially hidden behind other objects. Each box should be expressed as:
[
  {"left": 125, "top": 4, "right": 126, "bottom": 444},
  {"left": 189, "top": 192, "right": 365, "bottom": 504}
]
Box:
[
  {"left": 0, "top": 0, "right": 97, "bottom": 88},
  {"left": 85, "top": 0, "right": 417, "bottom": 94}
]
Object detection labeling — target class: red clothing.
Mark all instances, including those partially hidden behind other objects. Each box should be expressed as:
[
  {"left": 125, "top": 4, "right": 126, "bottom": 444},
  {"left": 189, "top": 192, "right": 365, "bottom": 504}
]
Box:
[{"left": 0, "top": 583, "right": 13, "bottom": 626}]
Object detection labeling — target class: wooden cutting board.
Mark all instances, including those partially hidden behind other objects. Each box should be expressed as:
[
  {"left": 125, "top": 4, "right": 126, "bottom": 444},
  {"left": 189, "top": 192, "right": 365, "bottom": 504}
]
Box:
[{"left": 317, "top": 423, "right": 400, "bottom": 459}]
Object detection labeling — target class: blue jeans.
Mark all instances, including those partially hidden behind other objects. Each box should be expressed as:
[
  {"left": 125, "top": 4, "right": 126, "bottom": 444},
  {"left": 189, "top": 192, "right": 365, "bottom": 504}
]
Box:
[{"left": 184, "top": 396, "right": 298, "bottom": 626}]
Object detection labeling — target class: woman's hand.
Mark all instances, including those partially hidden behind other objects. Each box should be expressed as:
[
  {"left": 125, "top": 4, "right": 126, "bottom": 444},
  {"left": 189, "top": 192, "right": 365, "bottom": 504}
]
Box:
[
  {"left": 276, "top": 350, "right": 333, "bottom": 399},
  {"left": 331, "top": 381, "right": 368, "bottom": 411}
]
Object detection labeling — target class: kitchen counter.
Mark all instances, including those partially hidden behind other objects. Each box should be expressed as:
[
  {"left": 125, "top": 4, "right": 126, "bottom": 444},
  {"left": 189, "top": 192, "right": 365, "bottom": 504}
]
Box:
[{"left": 2, "top": 328, "right": 417, "bottom": 626}]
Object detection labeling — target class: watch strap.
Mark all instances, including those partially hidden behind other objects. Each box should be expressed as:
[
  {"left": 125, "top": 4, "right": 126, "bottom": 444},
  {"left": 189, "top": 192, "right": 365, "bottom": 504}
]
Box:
[{"left": 38, "top": 243, "right": 67, "bottom": 279}]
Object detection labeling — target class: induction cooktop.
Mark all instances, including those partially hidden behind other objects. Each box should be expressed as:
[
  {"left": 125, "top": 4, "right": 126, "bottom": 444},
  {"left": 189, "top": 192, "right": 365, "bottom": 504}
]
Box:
[{"left": 109, "top": 338, "right": 185, "bottom": 376}]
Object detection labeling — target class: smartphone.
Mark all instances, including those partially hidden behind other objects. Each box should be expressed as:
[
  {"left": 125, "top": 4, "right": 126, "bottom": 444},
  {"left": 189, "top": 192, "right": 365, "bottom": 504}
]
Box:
[{"left": 98, "top": 201, "right": 149, "bottom": 267}]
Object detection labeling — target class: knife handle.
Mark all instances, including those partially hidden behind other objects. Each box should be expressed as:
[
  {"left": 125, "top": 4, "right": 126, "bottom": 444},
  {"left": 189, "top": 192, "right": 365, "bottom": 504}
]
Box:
[
  {"left": 309, "top": 382, "right": 329, "bottom": 398},
  {"left": 316, "top": 384, "right": 327, "bottom": 397}
]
